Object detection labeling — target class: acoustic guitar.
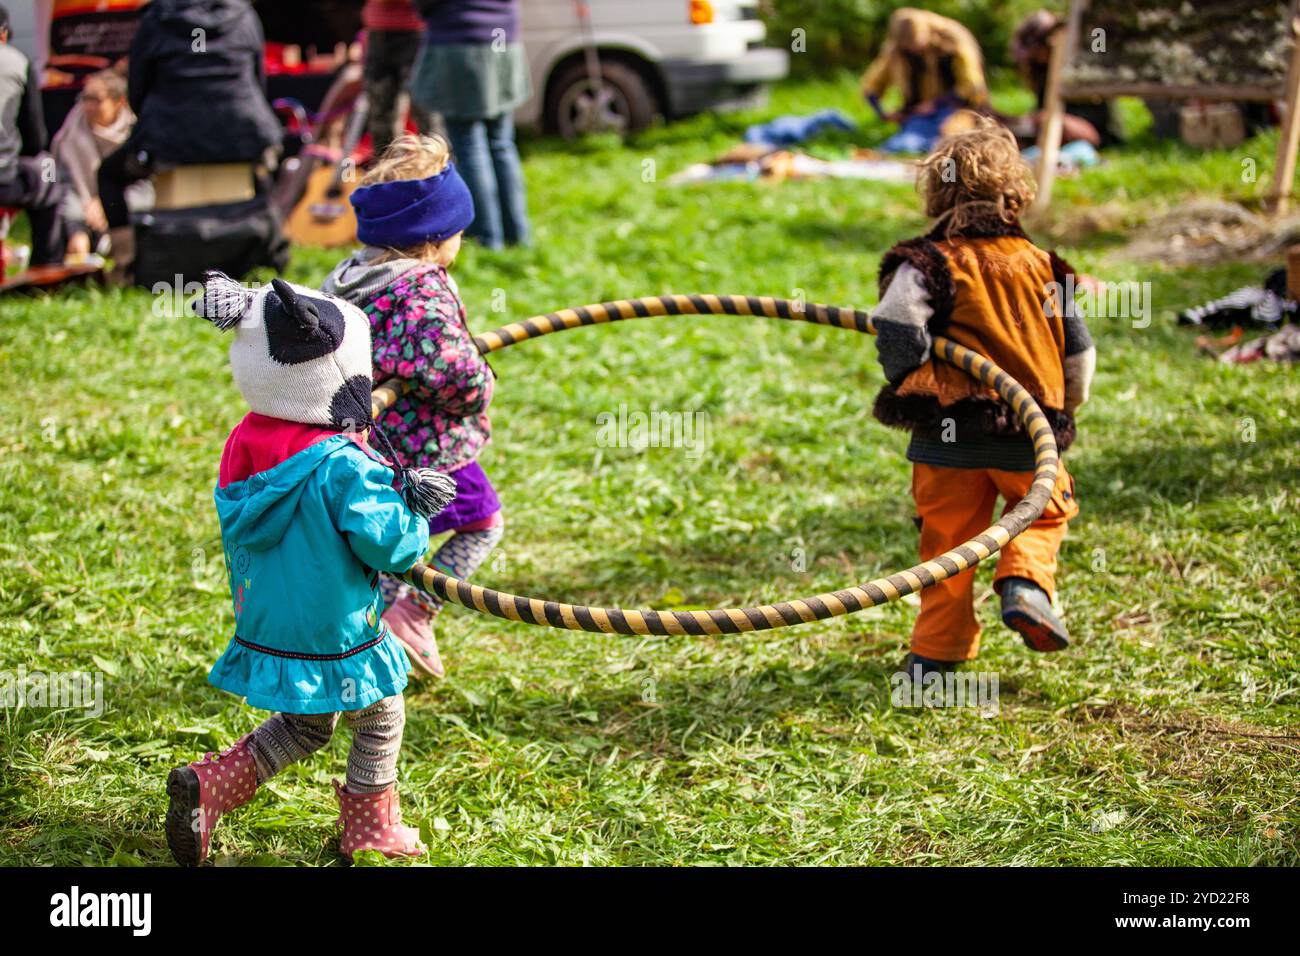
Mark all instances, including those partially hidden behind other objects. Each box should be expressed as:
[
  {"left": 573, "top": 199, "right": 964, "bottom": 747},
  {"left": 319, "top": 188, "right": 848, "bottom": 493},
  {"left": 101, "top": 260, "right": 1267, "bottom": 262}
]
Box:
[{"left": 284, "top": 93, "right": 369, "bottom": 248}]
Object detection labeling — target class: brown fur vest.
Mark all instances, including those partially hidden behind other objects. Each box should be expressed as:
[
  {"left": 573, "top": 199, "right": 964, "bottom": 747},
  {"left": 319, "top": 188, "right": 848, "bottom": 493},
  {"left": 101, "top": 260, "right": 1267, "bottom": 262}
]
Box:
[{"left": 872, "top": 214, "right": 1078, "bottom": 451}]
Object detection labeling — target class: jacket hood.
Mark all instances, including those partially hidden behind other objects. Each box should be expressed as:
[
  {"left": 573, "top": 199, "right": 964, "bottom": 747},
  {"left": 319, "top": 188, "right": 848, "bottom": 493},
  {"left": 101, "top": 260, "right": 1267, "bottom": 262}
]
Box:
[
  {"left": 321, "top": 247, "right": 426, "bottom": 305},
  {"left": 215, "top": 434, "right": 354, "bottom": 551},
  {"left": 152, "top": 0, "right": 247, "bottom": 32}
]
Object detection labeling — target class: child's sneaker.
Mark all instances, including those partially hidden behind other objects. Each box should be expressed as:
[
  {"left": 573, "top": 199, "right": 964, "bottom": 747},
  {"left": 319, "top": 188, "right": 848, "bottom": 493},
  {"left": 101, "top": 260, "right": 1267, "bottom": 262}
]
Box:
[
  {"left": 334, "top": 780, "right": 426, "bottom": 861},
  {"left": 382, "top": 593, "right": 444, "bottom": 679},
  {"left": 165, "top": 734, "right": 259, "bottom": 866},
  {"left": 999, "top": 577, "right": 1069, "bottom": 652},
  {"left": 899, "top": 651, "right": 959, "bottom": 681}
]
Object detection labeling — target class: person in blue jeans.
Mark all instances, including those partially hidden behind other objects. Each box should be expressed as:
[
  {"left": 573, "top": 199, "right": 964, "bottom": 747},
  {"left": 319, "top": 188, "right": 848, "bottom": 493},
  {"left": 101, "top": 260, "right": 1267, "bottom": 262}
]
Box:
[{"left": 410, "top": 0, "right": 531, "bottom": 249}]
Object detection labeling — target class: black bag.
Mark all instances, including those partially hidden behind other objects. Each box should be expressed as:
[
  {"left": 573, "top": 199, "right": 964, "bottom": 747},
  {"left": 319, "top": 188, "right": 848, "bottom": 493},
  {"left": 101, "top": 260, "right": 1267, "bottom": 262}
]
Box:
[{"left": 132, "top": 195, "right": 290, "bottom": 289}]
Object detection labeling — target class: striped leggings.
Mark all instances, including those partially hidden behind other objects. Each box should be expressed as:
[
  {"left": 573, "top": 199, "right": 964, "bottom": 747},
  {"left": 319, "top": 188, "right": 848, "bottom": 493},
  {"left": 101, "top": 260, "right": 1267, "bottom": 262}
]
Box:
[
  {"left": 245, "top": 694, "right": 405, "bottom": 793},
  {"left": 381, "top": 516, "right": 504, "bottom": 615}
]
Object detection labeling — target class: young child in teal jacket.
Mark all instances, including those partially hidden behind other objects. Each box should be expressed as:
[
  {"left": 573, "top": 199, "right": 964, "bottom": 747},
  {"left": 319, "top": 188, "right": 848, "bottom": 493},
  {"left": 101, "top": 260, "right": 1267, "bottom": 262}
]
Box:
[{"left": 165, "top": 273, "right": 453, "bottom": 866}]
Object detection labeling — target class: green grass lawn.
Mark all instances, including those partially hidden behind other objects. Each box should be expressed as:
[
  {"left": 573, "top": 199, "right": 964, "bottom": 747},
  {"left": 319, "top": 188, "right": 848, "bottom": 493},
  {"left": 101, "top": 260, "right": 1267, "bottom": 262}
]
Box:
[{"left": 2, "top": 73, "right": 1298, "bottom": 866}]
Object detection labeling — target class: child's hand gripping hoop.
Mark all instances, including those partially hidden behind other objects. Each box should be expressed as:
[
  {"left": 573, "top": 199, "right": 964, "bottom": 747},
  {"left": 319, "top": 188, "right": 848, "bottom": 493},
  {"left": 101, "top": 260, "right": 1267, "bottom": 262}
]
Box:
[{"left": 371, "top": 295, "right": 1059, "bottom": 635}]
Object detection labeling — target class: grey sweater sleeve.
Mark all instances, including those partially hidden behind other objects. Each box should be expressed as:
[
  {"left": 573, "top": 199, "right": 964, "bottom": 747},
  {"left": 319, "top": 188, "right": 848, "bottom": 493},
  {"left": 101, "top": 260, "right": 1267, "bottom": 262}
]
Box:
[
  {"left": 1051, "top": 252, "right": 1097, "bottom": 415},
  {"left": 873, "top": 262, "right": 934, "bottom": 385},
  {"left": 1061, "top": 289, "right": 1096, "bottom": 414}
]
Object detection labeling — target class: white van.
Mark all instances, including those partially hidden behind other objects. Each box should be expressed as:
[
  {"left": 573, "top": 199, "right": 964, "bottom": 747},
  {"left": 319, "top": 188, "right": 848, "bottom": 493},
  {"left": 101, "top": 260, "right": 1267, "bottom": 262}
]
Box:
[{"left": 520, "top": 0, "right": 789, "bottom": 137}]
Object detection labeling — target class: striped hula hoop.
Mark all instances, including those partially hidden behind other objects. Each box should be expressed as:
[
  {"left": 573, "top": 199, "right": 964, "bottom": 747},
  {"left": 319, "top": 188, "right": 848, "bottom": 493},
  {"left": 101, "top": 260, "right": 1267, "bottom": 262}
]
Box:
[{"left": 371, "top": 295, "right": 1059, "bottom": 636}]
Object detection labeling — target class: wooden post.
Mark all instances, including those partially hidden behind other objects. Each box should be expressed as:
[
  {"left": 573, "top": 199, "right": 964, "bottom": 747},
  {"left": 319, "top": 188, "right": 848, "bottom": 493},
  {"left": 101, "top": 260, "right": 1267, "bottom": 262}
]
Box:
[
  {"left": 1287, "top": 244, "right": 1300, "bottom": 298},
  {"left": 1031, "top": 24, "right": 1068, "bottom": 214},
  {"left": 1267, "top": 8, "right": 1300, "bottom": 216}
]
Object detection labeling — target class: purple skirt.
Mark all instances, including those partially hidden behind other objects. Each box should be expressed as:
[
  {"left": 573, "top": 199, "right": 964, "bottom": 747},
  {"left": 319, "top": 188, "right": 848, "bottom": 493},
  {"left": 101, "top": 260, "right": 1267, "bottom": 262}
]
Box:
[{"left": 427, "top": 461, "right": 501, "bottom": 535}]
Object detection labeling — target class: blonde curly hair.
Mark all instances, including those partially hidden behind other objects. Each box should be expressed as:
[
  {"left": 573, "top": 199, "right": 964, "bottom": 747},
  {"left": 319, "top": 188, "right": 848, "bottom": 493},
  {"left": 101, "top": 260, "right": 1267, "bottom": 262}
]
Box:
[
  {"left": 916, "top": 114, "right": 1036, "bottom": 236},
  {"left": 357, "top": 134, "right": 461, "bottom": 265}
]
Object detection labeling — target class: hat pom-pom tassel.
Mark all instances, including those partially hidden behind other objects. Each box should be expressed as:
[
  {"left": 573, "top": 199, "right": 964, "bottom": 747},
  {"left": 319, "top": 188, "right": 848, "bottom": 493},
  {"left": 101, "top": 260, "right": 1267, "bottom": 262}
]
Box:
[
  {"left": 400, "top": 468, "right": 457, "bottom": 519},
  {"left": 196, "top": 270, "right": 252, "bottom": 331}
]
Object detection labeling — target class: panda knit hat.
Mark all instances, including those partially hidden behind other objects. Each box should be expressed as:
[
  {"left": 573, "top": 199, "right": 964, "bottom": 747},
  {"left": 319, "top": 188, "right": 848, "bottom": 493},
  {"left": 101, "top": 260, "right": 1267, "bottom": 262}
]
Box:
[
  {"left": 196, "top": 271, "right": 454, "bottom": 519},
  {"left": 198, "top": 272, "right": 372, "bottom": 430}
]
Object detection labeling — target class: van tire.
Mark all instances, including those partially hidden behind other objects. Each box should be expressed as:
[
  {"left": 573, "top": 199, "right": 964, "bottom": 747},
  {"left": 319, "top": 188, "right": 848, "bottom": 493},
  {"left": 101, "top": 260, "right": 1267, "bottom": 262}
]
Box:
[{"left": 545, "top": 58, "right": 659, "bottom": 138}]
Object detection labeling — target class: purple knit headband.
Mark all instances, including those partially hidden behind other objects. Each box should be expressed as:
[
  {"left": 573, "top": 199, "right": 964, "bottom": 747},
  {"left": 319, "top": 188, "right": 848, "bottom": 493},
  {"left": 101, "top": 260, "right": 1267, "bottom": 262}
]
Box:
[{"left": 350, "top": 163, "right": 476, "bottom": 249}]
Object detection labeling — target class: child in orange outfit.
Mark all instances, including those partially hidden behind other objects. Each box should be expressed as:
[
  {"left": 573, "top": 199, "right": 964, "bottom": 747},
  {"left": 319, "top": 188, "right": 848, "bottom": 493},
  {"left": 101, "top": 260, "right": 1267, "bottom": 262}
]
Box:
[{"left": 870, "top": 116, "right": 1096, "bottom": 676}]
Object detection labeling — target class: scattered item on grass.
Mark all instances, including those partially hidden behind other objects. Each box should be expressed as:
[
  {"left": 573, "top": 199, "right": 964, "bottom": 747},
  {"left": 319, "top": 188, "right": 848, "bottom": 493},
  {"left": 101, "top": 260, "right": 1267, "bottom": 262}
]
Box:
[
  {"left": 879, "top": 104, "right": 957, "bottom": 154},
  {"left": 668, "top": 147, "right": 913, "bottom": 185},
  {"left": 1217, "top": 324, "right": 1300, "bottom": 364},
  {"left": 1194, "top": 326, "right": 1245, "bottom": 355},
  {"left": 1029, "top": 202, "right": 1130, "bottom": 247},
  {"left": 743, "top": 109, "right": 857, "bottom": 147},
  {"left": 1178, "top": 267, "right": 1295, "bottom": 329},
  {"left": 675, "top": 108, "right": 915, "bottom": 184},
  {"left": 1178, "top": 264, "right": 1299, "bottom": 363},
  {"left": 777, "top": 152, "right": 914, "bottom": 182},
  {"left": 712, "top": 142, "right": 778, "bottom": 165},
  {"left": 1122, "top": 200, "right": 1300, "bottom": 266},
  {"left": 1022, "top": 139, "right": 1100, "bottom": 174},
  {"left": 668, "top": 161, "right": 764, "bottom": 184}
]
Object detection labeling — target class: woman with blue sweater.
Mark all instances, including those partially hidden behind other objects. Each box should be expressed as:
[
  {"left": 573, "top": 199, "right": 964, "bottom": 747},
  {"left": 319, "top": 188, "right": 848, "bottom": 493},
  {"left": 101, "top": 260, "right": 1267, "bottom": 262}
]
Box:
[{"left": 411, "top": 0, "right": 531, "bottom": 249}]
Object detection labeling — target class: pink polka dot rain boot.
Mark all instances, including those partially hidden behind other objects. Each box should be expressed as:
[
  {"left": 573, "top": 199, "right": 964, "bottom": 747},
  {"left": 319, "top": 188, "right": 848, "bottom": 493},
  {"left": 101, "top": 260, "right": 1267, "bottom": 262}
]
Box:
[
  {"left": 334, "top": 779, "right": 426, "bottom": 861},
  {"left": 165, "top": 734, "right": 259, "bottom": 866}
]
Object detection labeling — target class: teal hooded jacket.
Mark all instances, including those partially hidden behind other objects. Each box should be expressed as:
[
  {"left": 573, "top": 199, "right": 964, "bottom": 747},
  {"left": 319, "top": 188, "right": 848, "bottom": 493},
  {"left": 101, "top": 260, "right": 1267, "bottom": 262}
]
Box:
[{"left": 207, "top": 421, "right": 430, "bottom": 714}]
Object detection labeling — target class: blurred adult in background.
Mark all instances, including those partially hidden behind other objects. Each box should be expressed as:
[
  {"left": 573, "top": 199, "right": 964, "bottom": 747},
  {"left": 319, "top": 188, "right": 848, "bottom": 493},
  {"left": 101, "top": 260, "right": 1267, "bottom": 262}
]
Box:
[
  {"left": 1009, "top": 10, "right": 1117, "bottom": 148},
  {"left": 411, "top": 0, "right": 531, "bottom": 249},
  {"left": 52, "top": 68, "right": 152, "bottom": 257},
  {"left": 97, "top": 0, "right": 281, "bottom": 234},
  {"left": 861, "top": 7, "right": 988, "bottom": 153},
  {"left": 0, "top": 3, "right": 69, "bottom": 266},
  {"left": 38, "top": 0, "right": 147, "bottom": 134},
  {"left": 1009, "top": 10, "right": 1058, "bottom": 107},
  {"left": 362, "top": 0, "right": 430, "bottom": 156}
]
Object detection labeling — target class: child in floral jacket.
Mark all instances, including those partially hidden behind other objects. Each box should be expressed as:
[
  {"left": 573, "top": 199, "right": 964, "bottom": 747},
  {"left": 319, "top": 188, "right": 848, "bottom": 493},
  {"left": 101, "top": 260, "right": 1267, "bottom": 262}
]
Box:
[{"left": 323, "top": 135, "right": 501, "bottom": 680}]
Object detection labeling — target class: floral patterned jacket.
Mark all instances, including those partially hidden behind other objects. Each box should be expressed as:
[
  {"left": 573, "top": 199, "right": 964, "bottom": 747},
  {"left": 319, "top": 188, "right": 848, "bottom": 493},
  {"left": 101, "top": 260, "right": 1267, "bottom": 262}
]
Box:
[{"left": 363, "top": 265, "right": 494, "bottom": 473}]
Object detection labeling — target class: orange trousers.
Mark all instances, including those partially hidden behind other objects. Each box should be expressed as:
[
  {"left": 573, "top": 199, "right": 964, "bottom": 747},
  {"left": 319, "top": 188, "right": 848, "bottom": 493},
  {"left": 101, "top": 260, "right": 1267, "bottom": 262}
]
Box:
[{"left": 910, "top": 461, "right": 1078, "bottom": 662}]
